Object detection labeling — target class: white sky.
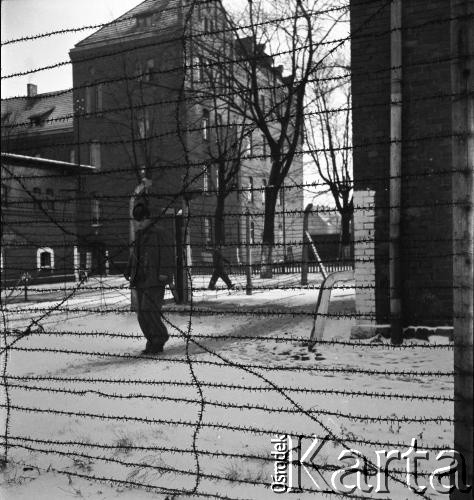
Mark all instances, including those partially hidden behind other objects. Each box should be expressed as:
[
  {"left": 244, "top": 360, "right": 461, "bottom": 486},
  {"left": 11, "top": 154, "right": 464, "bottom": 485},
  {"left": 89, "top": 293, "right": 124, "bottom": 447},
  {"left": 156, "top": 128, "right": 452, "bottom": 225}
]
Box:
[
  {"left": 0, "top": 0, "right": 247, "bottom": 98},
  {"left": 1, "top": 0, "right": 142, "bottom": 97}
]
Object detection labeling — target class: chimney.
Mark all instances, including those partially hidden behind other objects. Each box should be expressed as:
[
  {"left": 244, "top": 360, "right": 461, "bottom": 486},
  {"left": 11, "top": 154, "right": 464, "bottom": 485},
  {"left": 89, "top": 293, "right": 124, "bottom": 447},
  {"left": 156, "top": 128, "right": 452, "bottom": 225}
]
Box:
[{"left": 27, "top": 83, "right": 38, "bottom": 98}]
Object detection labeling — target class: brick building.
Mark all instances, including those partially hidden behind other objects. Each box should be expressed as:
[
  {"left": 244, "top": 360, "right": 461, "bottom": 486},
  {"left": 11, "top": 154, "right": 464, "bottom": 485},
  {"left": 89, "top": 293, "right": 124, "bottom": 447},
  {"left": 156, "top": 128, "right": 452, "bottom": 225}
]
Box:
[
  {"left": 350, "top": 0, "right": 454, "bottom": 334},
  {"left": 69, "top": 0, "right": 303, "bottom": 272},
  {"left": 1, "top": 153, "right": 94, "bottom": 285},
  {"left": 2, "top": 0, "right": 304, "bottom": 278}
]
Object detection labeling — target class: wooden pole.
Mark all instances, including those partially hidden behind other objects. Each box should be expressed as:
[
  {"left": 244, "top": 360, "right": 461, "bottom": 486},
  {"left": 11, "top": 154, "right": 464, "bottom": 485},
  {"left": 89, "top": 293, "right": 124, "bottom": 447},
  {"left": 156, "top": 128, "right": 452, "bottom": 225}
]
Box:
[
  {"left": 246, "top": 210, "right": 252, "bottom": 295},
  {"left": 175, "top": 210, "right": 184, "bottom": 304},
  {"left": 389, "top": 0, "right": 403, "bottom": 345},
  {"left": 301, "top": 203, "right": 312, "bottom": 286},
  {"left": 451, "top": 0, "right": 473, "bottom": 496}
]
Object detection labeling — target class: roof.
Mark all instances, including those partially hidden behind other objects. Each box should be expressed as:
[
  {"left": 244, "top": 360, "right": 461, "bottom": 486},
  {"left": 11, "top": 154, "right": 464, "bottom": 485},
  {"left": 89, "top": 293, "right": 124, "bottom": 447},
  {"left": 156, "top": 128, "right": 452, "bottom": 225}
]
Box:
[
  {"left": 1, "top": 153, "right": 95, "bottom": 173},
  {"left": 74, "top": 0, "right": 182, "bottom": 49},
  {"left": 308, "top": 211, "right": 340, "bottom": 235},
  {"left": 1, "top": 90, "right": 73, "bottom": 135}
]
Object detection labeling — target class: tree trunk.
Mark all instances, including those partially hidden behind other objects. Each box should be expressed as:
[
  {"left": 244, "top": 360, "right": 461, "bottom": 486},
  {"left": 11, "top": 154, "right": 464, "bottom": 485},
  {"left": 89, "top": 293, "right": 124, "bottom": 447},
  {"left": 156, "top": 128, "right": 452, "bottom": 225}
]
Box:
[
  {"left": 260, "top": 184, "right": 278, "bottom": 278},
  {"left": 214, "top": 193, "right": 226, "bottom": 246}
]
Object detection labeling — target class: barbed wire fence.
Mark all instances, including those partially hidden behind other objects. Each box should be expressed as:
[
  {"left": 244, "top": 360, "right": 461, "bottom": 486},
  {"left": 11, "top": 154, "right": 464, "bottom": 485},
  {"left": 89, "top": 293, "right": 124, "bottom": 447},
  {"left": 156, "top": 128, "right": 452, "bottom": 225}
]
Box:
[{"left": 1, "top": 0, "right": 473, "bottom": 498}]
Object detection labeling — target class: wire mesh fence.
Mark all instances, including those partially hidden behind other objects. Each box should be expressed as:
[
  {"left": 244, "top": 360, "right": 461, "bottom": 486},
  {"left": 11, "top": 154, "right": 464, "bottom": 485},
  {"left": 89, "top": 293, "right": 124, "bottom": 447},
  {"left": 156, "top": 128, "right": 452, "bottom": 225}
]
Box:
[{"left": 1, "top": 0, "right": 473, "bottom": 499}]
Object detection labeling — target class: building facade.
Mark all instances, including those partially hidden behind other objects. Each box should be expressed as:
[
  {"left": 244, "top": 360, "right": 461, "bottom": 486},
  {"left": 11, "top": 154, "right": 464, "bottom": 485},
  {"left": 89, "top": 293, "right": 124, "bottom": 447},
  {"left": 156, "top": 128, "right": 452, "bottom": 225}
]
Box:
[{"left": 1, "top": 153, "right": 94, "bottom": 285}]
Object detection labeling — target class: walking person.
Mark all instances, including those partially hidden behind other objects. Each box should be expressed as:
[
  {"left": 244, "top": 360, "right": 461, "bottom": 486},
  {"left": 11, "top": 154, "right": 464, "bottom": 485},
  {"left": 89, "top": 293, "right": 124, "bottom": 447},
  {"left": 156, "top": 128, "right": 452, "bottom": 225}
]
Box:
[
  {"left": 208, "top": 245, "right": 234, "bottom": 290},
  {"left": 125, "top": 195, "right": 175, "bottom": 354}
]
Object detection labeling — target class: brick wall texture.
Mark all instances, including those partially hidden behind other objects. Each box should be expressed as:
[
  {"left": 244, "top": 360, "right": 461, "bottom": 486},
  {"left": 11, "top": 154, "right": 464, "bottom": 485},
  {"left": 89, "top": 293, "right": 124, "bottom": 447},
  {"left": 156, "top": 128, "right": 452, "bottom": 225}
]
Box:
[{"left": 351, "top": 0, "right": 453, "bottom": 326}]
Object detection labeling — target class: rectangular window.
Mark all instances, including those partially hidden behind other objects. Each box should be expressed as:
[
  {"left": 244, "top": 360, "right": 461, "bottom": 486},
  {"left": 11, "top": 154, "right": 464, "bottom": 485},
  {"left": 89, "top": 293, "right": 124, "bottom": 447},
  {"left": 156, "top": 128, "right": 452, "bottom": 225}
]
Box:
[
  {"left": 95, "top": 83, "right": 103, "bottom": 114},
  {"left": 204, "top": 217, "right": 213, "bottom": 246},
  {"left": 278, "top": 223, "right": 283, "bottom": 243},
  {"left": 248, "top": 176, "right": 254, "bottom": 203},
  {"left": 215, "top": 113, "right": 223, "bottom": 143},
  {"left": 145, "top": 59, "right": 154, "bottom": 82},
  {"left": 262, "top": 134, "right": 266, "bottom": 157},
  {"left": 203, "top": 166, "right": 209, "bottom": 192},
  {"left": 277, "top": 184, "right": 284, "bottom": 206},
  {"left": 202, "top": 109, "right": 210, "bottom": 141},
  {"left": 1, "top": 185, "right": 8, "bottom": 206},
  {"left": 137, "top": 109, "right": 150, "bottom": 139},
  {"left": 91, "top": 197, "right": 100, "bottom": 226},
  {"left": 261, "top": 179, "right": 266, "bottom": 205},
  {"left": 85, "top": 85, "right": 94, "bottom": 115},
  {"left": 193, "top": 56, "right": 200, "bottom": 84},
  {"left": 215, "top": 165, "right": 219, "bottom": 191},
  {"left": 135, "top": 61, "right": 143, "bottom": 80},
  {"left": 242, "top": 137, "right": 250, "bottom": 158},
  {"left": 90, "top": 142, "right": 101, "bottom": 169}
]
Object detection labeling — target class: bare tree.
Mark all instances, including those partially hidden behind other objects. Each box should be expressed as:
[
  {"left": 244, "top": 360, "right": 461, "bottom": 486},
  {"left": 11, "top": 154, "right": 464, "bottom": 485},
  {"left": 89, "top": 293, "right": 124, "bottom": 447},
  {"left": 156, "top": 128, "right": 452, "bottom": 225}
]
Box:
[
  {"left": 306, "top": 81, "right": 353, "bottom": 260},
  {"left": 198, "top": 0, "right": 344, "bottom": 276}
]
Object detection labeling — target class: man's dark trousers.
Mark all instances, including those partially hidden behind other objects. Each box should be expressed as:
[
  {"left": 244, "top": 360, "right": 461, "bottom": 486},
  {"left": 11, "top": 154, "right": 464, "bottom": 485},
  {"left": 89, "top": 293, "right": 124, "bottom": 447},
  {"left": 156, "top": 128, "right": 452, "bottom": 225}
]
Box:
[
  {"left": 136, "top": 285, "right": 169, "bottom": 350},
  {"left": 208, "top": 268, "right": 233, "bottom": 289}
]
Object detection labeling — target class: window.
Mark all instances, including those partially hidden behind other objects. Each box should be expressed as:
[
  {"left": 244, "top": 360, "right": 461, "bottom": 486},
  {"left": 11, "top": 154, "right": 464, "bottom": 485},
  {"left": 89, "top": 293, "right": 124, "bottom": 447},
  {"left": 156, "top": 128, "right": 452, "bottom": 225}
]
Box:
[
  {"left": 91, "top": 196, "right": 100, "bottom": 226},
  {"left": 215, "top": 113, "right": 223, "bottom": 143},
  {"left": 70, "top": 149, "right": 76, "bottom": 164},
  {"left": 1, "top": 185, "right": 8, "bottom": 206},
  {"left": 250, "top": 221, "right": 255, "bottom": 244},
  {"left": 278, "top": 223, "right": 283, "bottom": 243},
  {"left": 85, "top": 85, "right": 94, "bottom": 114},
  {"left": 261, "top": 179, "right": 266, "bottom": 205},
  {"left": 199, "top": 57, "right": 205, "bottom": 83},
  {"left": 202, "top": 109, "right": 210, "bottom": 141},
  {"left": 203, "top": 165, "right": 209, "bottom": 192},
  {"left": 248, "top": 133, "right": 254, "bottom": 157},
  {"left": 90, "top": 141, "right": 101, "bottom": 168},
  {"left": 278, "top": 185, "right": 284, "bottom": 206},
  {"left": 137, "top": 15, "right": 152, "bottom": 28},
  {"left": 242, "top": 137, "right": 250, "bottom": 158},
  {"left": 192, "top": 56, "right": 200, "bottom": 84},
  {"left": 135, "top": 61, "right": 143, "bottom": 80},
  {"left": 204, "top": 217, "right": 213, "bottom": 246},
  {"left": 137, "top": 109, "right": 150, "bottom": 139},
  {"left": 37, "top": 247, "right": 54, "bottom": 270},
  {"left": 45, "top": 188, "right": 54, "bottom": 211},
  {"left": 261, "top": 134, "right": 267, "bottom": 157},
  {"left": 95, "top": 83, "right": 103, "bottom": 113},
  {"left": 28, "top": 107, "right": 54, "bottom": 127},
  {"left": 248, "top": 176, "right": 254, "bottom": 203},
  {"left": 215, "top": 166, "right": 219, "bottom": 191},
  {"left": 144, "top": 59, "right": 155, "bottom": 82},
  {"left": 260, "top": 94, "right": 266, "bottom": 113}
]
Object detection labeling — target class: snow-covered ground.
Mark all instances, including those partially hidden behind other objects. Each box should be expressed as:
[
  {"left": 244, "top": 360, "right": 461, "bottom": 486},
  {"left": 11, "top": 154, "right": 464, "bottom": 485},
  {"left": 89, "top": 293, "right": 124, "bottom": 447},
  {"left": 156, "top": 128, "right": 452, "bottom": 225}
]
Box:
[{"left": 1, "top": 275, "right": 454, "bottom": 499}]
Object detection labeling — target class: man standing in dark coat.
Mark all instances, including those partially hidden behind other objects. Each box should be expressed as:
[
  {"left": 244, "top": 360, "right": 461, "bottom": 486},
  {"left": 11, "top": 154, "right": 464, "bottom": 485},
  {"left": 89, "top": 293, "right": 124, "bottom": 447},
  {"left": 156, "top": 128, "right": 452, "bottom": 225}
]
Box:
[
  {"left": 125, "top": 196, "right": 175, "bottom": 354},
  {"left": 208, "top": 246, "right": 234, "bottom": 290}
]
